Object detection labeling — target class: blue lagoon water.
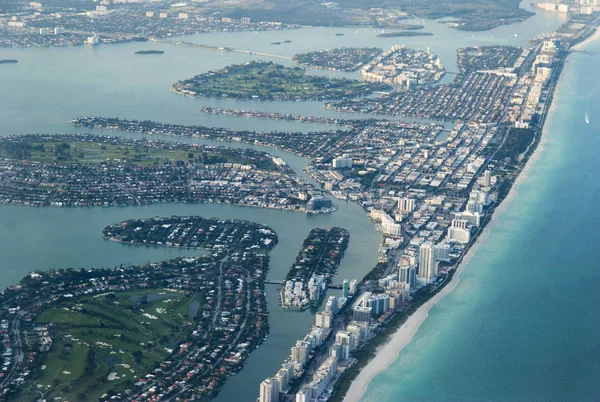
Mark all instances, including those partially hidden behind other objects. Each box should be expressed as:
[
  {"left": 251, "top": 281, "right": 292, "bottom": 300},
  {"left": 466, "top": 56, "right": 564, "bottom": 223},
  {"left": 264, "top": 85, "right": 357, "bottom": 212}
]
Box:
[{"left": 360, "top": 38, "right": 600, "bottom": 402}]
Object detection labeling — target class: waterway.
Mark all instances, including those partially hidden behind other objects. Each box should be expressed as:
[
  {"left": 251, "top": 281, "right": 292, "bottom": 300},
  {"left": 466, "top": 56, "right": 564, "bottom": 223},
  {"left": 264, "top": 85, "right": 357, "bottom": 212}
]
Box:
[{"left": 0, "top": 3, "right": 576, "bottom": 400}]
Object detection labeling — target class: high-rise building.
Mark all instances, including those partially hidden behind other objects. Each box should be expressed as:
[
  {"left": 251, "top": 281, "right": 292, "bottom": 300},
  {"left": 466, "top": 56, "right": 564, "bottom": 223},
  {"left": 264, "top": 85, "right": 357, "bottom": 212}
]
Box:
[
  {"left": 296, "top": 387, "right": 310, "bottom": 402},
  {"left": 260, "top": 378, "right": 280, "bottom": 402},
  {"left": 332, "top": 154, "right": 353, "bottom": 169},
  {"left": 353, "top": 306, "right": 372, "bottom": 323},
  {"left": 342, "top": 279, "right": 349, "bottom": 298},
  {"left": 241, "top": 16, "right": 251, "bottom": 23},
  {"left": 335, "top": 331, "right": 354, "bottom": 359},
  {"left": 419, "top": 241, "right": 437, "bottom": 284},
  {"left": 325, "top": 295, "right": 338, "bottom": 314},
  {"left": 315, "top": 311, "right": 332, "bottom": 329},
  {"left": 349, "top": 279, "right": 357, "bottom": 295},
  {"left": 398, "top": 265, "right": 417, "bottom": 288},
  {"left": 86, "top": 35, "right": 99, "bottom": 45},
  {"left": 291, "top": 341, "right": 310, "bottom": 365},
  {"left": 434, "top": 243, "right": 450, "bottom": 262},
  {"left": 483, "top": 169, "right": 492, "bottom": 187},
  {"left": 397, "top": 197, "right": 415, "bottom": 213},
  {"left": 447, "top": 219, "right": 471, "bottom": 243},
  {"left": 380, "top": 213, "right": 401, "bottom": 236}
]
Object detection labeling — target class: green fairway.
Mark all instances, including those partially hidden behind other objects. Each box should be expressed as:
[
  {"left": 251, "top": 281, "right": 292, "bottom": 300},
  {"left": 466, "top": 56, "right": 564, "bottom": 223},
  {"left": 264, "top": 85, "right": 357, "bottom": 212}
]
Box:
[
  {"left": 173, "top": 60, "right": 391, "bottom": 101},
  {"left": 0, "top": 140, "right": 220, "bottom": 166},
  {"left": 17, "top": 288, "right": 204, "bottom": 401}
]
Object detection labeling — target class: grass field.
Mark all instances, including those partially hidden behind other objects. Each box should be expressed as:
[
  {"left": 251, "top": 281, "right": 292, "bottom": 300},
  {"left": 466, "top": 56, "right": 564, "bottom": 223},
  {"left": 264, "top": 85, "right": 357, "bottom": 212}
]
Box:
[
  {"left": 0, "top": 141, "right": 211, "bottom": 166},
  {"left": 17, "top": 288, "right": 205, "bottom": 401},
  {"left": 175, "top": 61, "right": 390, "bottom": 100}
]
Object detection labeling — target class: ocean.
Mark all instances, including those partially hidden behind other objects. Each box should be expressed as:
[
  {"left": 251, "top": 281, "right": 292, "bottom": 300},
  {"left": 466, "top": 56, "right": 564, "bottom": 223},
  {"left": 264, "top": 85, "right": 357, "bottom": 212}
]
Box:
[{"left": 359, "top": 37, "right": 600, "bottom": 402}]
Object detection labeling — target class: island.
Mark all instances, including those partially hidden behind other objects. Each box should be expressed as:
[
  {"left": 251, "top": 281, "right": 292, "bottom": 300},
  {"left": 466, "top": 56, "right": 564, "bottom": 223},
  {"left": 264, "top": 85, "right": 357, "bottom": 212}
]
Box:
[
  {"left": 0, "top": 59, "right": 18, "bottom": 64},
  {"left": 0, "top": 133, "right": 311, "bottom": 210},
  {"left": 328, "top": 45, "right": 527, "bottom": 120},
  {"left": 171, "top": 60, "right": 391, "bottom": 101},
  {"left": 6, "top": 215, "right": 278, "bottom": 401},
  {"left": 376, "top": 31, "right": 434, "bottom": 37},
  {"left": 281, "top": 227, "right": 349, "bottom": 310},
  {"left": 395, "top": 24, "right": 425, "bottom": 30},
  {"left": 292, "top": 47, "right": 383, "bottom": 72},
  {"left": 457, "top": 45, "right": 523, "bottom": 72},
  {"left": 360, "top": 45, "right": 445, "bottom": 88},
  {"left": 134, "top": 50, "right": 165, "bottom": 55}
]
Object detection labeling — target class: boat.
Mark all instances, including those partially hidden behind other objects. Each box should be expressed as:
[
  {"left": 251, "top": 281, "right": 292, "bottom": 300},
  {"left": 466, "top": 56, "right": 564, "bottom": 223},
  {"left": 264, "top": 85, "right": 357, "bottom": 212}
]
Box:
[
  {"left": 585, "top": 111, "right": 590, "bottom": 124},
  {"left": 0, "top": 59, "right": 18, "bottom": 64},
  {"left": 271, "top": 41, "right": 281, "bottom": 45}
]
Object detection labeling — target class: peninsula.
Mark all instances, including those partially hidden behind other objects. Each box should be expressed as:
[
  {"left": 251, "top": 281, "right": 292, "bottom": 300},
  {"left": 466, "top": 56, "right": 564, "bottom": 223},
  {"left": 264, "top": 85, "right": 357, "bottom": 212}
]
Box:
[
  {"left": 4, "top": 215, "right": 277, "bottom": 401},
  {"left": 171, "top": 61, "right": 391, "bottom": 101},
  {"left": 282, "top": 227, "right": 349, "bottom": 310},
  {"left": 0, "top": 134, "right": 312, "bottom": 210}
]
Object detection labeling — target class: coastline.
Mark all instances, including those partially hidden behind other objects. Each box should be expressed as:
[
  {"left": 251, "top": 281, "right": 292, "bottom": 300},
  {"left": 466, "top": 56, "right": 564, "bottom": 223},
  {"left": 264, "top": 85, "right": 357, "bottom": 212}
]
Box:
[
  {"left": 572, "top": 26, "right": 600, "bottom": 51},
  {"left": 342, "top": 31, "right": 583, "bottom": 402}
]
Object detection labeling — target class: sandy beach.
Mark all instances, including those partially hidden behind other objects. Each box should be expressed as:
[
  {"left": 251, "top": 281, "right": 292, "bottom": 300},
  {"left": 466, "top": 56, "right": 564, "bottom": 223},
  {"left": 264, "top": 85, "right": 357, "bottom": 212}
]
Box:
[
  {"left": 572, "top": 26, "right": 600, "bottom": 51},
  {"left": 342, "top": 30, "right": 592, "bottom": 402}
]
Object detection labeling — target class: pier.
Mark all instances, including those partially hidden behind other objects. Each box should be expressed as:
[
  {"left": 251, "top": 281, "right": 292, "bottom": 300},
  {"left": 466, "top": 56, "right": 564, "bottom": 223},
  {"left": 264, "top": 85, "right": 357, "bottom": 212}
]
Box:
[{"left": 150, "top": 38, "right": 293, "bottom": 61}]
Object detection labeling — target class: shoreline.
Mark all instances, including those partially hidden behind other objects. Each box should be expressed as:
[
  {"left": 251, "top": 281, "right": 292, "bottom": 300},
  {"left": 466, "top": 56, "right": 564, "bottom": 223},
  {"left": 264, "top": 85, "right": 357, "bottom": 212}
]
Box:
[
  {"left": 571, "top": 26, "right": 600, "bottom": 51},
  {"left": 342, "top": 28, "right": 584, "bottom": 402}
]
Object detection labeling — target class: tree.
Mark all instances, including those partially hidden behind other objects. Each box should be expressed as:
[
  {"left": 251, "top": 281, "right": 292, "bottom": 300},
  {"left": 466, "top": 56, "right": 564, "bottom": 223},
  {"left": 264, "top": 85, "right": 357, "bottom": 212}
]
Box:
[{"left": 132, "top": 350, "right": 143, "bottom": 364}]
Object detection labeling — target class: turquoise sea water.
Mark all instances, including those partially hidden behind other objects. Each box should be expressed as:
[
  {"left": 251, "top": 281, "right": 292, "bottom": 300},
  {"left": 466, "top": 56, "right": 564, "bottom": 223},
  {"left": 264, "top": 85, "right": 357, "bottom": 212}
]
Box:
[{"left": 360, "top": 40, "right": 600, "bottom": 402}]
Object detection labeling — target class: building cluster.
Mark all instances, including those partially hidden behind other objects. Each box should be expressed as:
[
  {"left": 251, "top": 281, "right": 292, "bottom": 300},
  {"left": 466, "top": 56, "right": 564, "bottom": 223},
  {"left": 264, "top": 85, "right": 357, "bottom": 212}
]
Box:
[
  {"left": 360, "top": 45, "right": 445, "bottom": 89},
  {"left": 292, "top": 47, "right": 383, "bottom": 72},
  {"left": 281, "top": 228, "right": 349, "bottom": 310},
  {"left": 370, "top": 209, "right": 402, "bottom": 237},
  {"left": 329, "top": 45, "right": 529, "bottom": 123},
  {"left": 261, "top": 282, "right": 364, "bottom": 402},
  {"left": 329, "top": 70, "right": 517, "bottom": 122},
  {"left": 0, "top": 3, "right": 296, "bottom": 48},
  {"left": 534, "top": 0, "right": 600, "bottom": 13},
  {"left": 511, "top": 39, "right": 561, "bottom": 128},
  {"left": 0, "top": 134, "right": 312, "bottom": 211}
]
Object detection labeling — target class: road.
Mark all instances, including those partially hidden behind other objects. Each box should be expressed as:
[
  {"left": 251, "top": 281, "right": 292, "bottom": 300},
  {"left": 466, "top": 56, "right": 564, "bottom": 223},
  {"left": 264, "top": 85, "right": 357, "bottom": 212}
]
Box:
[{"left": 150, "top": 39, "right": 293, "bottom": 61}]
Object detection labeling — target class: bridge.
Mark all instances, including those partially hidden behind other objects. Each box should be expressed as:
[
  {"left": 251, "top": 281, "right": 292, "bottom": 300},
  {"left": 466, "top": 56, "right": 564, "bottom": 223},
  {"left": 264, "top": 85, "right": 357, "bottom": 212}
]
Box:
[
  {"left": 264, "top": 280, "right": 343, "bottom": 289},
  {"left": 150, "top": 38, "right": 293, "bottom": 61}
]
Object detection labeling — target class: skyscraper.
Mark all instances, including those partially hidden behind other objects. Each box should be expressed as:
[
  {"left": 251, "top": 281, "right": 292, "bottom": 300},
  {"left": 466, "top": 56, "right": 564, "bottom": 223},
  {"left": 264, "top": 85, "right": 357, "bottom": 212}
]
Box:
[
  {"left": 349, "top": 279, "right": 357, "bottom": 295},
  {"left": 419, "top": 241, "right": 437, "bottom": 284},
  {"left": 342, "top": 279, "right": 349, "bottom": 298},
  {"left": 260, "top": 377, "right": 280, "bottom": 402},
  {"left": 397, "top": 197, "right": 415, "bottom": 213}
]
